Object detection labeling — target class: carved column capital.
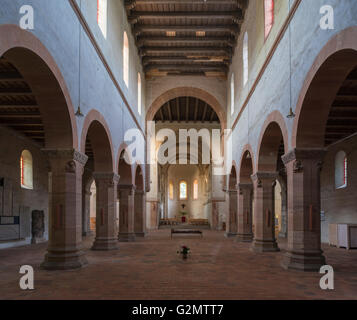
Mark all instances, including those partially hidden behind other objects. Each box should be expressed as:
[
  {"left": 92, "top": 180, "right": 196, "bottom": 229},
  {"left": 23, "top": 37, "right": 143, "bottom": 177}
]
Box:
[
  {"left": 282, "top": 148, "right": 327, "bottom": 165},
  {"left": 282, "top": 149, "right": 327, "bottom": 173},
  {"left": 93, "top": 172, "right": 120, "bottom": 186},
  {"left": 251, "top": 172, "right": 278, "bottom": 187}
]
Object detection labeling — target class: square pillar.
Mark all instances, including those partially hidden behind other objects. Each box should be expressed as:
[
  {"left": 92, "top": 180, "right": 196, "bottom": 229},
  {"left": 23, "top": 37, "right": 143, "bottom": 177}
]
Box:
[
  {"left": 118, "top": 184, "right": 136, "bottom": 242},
  {"left": 134, "top": 190, "right": 146, "bottom": 237},
  {"left": 250, "top": 172, "right": 280, "bottom": 252},
  {"left": 41, "top": 149, "right": 88, "bottom": 270},
  {"left": 281, "top": 149, "right": 326, "bottom": 271},
  {"left": 225, "top": 188, "right": 238, "bottom": 238},
  {"left": 91, "top": 172, "right": 119, "bottom": 251},
  {"left": 236, "top": 183, "right": 254, "bottom": 242}
]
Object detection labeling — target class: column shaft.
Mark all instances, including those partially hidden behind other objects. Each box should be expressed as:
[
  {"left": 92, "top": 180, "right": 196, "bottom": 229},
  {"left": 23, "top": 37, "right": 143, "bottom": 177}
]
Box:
[
  {"left": 236, "top": 183, "right": 253, "bottom": 242},
  {"left": 91, "top": 172, "right": 119, "bottom": 251},
  {"left": 281, "top": 149, "right": 326, "bottom": 271},
  {"left": 225, "top": 189, "right": 238, "bottom": 237},
  {"left": 41, "top": 149, "right": 88, "bottom": 270},
  {"left": 118, "top": 185, "right": 136, "bottom": 242},
  {"left": 250, "top": 172, "right": 279, "bottom": 252}
]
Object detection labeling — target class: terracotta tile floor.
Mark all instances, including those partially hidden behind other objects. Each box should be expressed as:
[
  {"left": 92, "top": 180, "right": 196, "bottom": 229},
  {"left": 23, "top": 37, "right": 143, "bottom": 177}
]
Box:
[{"left": 0, "top": 229, "right": 356, "bottom": 300}]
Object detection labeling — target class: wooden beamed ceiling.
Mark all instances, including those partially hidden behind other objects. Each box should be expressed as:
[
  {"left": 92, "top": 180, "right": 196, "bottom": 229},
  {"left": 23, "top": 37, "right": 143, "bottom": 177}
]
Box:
[
  {"left": 0, "top": 57, "right": 45, "bottom": 146},
  {"left": 125, "top": 0, "right": 248, "bottom": 79},
  {"left": 325, "top": 66, "right": 357, "bottom": 146},
  {"left": 154, "top": 96, "right": 219, "bottom": 123}
]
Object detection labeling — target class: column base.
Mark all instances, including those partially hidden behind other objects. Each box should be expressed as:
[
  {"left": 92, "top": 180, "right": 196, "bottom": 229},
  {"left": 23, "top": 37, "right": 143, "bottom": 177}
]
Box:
[
  {"left": 118, "top": 233, "right": 136, "bottom": 242},
  {"left": 281, "top": 250, "right": 326, "bottom": 272},
  {"left": 91, "top": 237, "right": 119, "bottom": 251},
  {"left": 41, "top": 247, "right": 88, "bottom": 270},
  {"left": 235, "top": 233, "right": 253, "bottom": 243},
  {"left": 250, "top": 239, "right": 280, "bottom": 252},
  {"left": 224, "top": 232, "right": 237, "bottom": 238},
  {"left": 135, "top": 232, "right": 146, "bottom": 237}
]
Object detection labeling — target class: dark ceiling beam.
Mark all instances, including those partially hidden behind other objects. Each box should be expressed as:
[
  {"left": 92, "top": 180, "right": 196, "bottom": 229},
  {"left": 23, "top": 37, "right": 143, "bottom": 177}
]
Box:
[
  {"left": 128, "top": 11, "right": 243, "bottom": 24},
  {"left": 0, "top": 76, "right": 24, "bottom": 82},
  {"left": 137, "top": 36, "right": 236, "bottom": 48},
  {"left": 140, "top": 46, "right": 232, "bottom": 56},
  {"left": 194, "top": 99, "right": 199, "bottom": 122},
  {"left": 209, "top": 109, "right": 215, "bottom": 122},
  {"left": 202, "top": 103, "right": 208, "bottom": 122},
  {"left": 126, "top": 0, "right": 241, "bottom": 7},
  {"left": 0, "top": 113, "right": 41, "bottom": 118},
  {"left": 167, "top": 102, "right": 172, "bottom": 122},
  {"left": 176, "top": 98, "right": 180, "bottom": 122},
  {"left": 0, "top": 104, "right": 38, "bottom": 108},
  {"left": 159, "top": 107, "right": 164, "bottom": 122},
  {"left": 142, "top": 56, "right": 230, "bottom": 65},
  {"left": 134, "top": 25, "right": 240, "bottom": 35},
  {"left": 186, "top": 97, "right": 189, "bottom": 123},
  {"left": 0, "top": 92, "right": 33, "bottom": 97},
  {"left": 145, "top": 64, "right": 228, "bottom": 73}
]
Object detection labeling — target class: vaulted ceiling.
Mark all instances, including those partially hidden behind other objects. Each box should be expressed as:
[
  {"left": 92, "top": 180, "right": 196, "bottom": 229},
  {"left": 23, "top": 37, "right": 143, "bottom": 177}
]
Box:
[{"left": 125, "top": 0, "right": 249, "bottom": 79}]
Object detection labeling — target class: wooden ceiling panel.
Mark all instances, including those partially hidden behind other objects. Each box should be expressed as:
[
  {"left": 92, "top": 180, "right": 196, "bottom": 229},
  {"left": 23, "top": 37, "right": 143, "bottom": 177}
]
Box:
[
  {"left": 125, "top": 0, "right": 248, "bottom": 78},
  {"left": 0, "top": 57, "right": 44, "bottom": 146}
]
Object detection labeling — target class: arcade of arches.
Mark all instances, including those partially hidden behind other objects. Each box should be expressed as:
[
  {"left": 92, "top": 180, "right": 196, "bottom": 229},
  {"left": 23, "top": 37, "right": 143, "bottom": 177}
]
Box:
[{"left": 0, "top": 1, "right": 356, "bottom": 300}]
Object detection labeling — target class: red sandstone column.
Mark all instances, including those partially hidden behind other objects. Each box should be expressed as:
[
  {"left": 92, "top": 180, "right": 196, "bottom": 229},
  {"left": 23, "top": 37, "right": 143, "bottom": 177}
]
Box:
[
  {"left": 118, "top": 184, "right": 136, "bottom": 242},
  {"left": 134, "top": 190, "right": 147, "bottom": 237},
  {"left": 250, "top": 172, "right": 279, "bottom": 252},
  {"left": 281, "top": 149, "right": 326, "bottom": 271},
  {"left": 225, "top": 188, "right": 238, "bottom": 238},
  {"left": 236, "top": 183, "right": 253, "bottom": 242},
  {"left": 91, "top": 172, "right": 119, "bottom": 250},
  {"left": 82, "top": 188, "right": 91, "bottom": 236},
  {"left": 41, "top": 149, "right": 88, "bottom": 270}
]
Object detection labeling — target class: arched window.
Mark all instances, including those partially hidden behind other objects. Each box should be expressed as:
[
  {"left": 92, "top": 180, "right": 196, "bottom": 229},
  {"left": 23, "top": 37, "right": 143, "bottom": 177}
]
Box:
[
  {"left": 20, "top": 150, "right": 33, "bottom": 190},
  {"left": 138, "top": 73, "right": 142, "bottom": 115},
  {"left": 179, "top": 181, "right": 187, "bottom": 200},
  {"left": 123, "top": 32, "right": 129, "bottom": 87},
  {"left": 230, "top": 73, "right": 235, "bottom": 115},
  {"left": 97, "top": 0, "right": 107, "bottom": 38},
  {"left": 169, "top": 182, "right": 174, "bottom": 200},
  {"left": 335, "top": 151, "right": 348, "bottom": 189},
  {"left": 193, "top": 180, "right": 198, "bottom": 200},
  {"left": 264, "top": 0, "right": 274, "bottom": 39},
  {"left": 243, "top": 32, "right": 249, "bottom": 86}
]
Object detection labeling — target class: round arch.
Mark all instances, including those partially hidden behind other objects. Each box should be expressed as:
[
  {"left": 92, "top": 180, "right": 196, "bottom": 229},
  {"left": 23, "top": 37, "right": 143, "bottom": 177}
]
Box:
[
  {"left": 117, "top": 143, "right": 134, "bottom": 185},
  {"left": 256, "top": 111, "right": 289, "bottom": 172},
  {"left": 81, "top": 110, "right": 114, "bottom": 172},
  {"left": 146, "top": 87, "right": 227, "bottom": 130},
  {"left": 134, "top": 163, "right": 145, "bottom": 191},
  {"left": 0, "top": 24, "right": 78, "bottom": 149},
  {"left": 292, "top": 26, "right": 357, "bottom": 148},
  {"left": 239, "top": 144, "right": 255, "bottom": 184}
]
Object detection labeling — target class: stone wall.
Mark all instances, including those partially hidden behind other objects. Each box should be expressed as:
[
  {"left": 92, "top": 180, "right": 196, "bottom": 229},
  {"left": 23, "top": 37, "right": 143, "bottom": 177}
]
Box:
[
  {"left": 321, "top": 135, "right": 357, "bottom": 243},
  {"left": 0, "top": 126, "right": 48, "bottom": 241}
]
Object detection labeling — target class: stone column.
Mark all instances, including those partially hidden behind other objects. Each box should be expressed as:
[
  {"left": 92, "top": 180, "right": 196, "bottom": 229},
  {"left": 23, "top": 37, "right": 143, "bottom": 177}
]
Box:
[
  {"left": 82, "top": 189, "right": 91, "bottom": 236},
  {"left": 134, "top": 190, "right": 146, "bottom": 237},
  {"left": 281, "top": 149, "right": 326, "bottom": 271},
  {"left": 211, "top": 201, "right": 219, "bottom": 230},
  {"left": 118, "top": 184, "right": 136, "bottom": 242},
  {"left": 250, "top": 172, "right": 279, "bottom": 252},
  {"left": 236, "top": 183, "right": 254, "bottom": 242},
  {"left": 91, "top": 172, "right": 119, "bottom": 251},
  {"left": 278, "top": 179, "right": 288, "bottom": 238},
  {"left": 225, "top": 188, "right": 238, "bottom": 238},
  {"left": 41, "top": 149, "right": 88, "bottom": 270}
]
